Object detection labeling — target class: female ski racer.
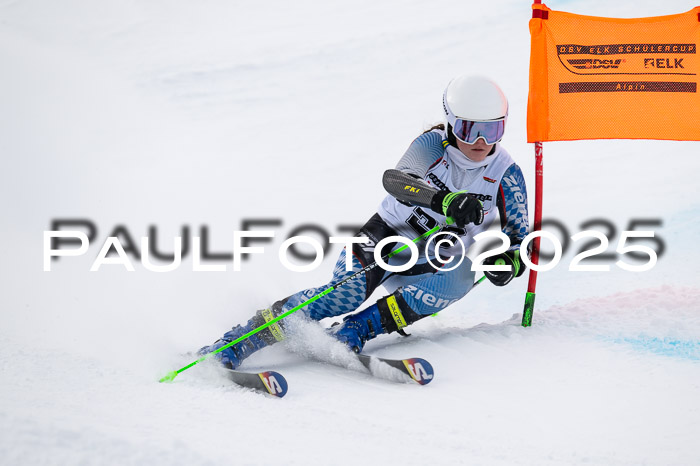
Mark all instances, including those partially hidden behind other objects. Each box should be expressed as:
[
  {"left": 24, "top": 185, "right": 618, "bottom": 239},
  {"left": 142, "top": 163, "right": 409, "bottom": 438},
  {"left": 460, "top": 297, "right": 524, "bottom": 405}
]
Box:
[{"left": 198, "top": 75, "right": 530, "bottom": 368}]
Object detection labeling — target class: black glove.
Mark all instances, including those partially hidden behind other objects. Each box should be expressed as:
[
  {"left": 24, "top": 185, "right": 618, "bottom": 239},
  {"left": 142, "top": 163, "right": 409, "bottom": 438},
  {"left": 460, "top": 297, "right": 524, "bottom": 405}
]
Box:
[
  {"left": 430, "top": 190, "right": 484, "bottom": 228},
  {"left": 483, "top": 250, "right": 525, "bottom": 286}
]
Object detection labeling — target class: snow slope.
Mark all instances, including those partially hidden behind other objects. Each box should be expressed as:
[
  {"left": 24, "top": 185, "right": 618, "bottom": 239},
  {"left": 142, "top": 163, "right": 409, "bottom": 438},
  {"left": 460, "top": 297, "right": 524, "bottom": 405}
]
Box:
[{"left": 1, "top": 1, "right": 699, "bottom": 465}]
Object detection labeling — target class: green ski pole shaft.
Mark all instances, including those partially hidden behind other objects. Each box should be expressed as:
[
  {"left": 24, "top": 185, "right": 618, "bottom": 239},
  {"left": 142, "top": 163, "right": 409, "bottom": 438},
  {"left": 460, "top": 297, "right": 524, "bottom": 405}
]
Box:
[{"left": 160, "top": 224, "right": 443, "bottom": 383}]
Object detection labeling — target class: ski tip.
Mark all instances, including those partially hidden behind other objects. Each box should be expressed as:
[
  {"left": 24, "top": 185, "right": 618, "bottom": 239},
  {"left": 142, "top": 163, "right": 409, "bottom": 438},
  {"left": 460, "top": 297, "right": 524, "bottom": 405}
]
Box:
[
  {"left": 403, "top": 358, "right": 435, "bottom": 385},
  {"left": 159, "top": 371, "right": 178, "bottom": 383},
  {"left": 258, "top": 371, "right": 289, "bottom": 398}
]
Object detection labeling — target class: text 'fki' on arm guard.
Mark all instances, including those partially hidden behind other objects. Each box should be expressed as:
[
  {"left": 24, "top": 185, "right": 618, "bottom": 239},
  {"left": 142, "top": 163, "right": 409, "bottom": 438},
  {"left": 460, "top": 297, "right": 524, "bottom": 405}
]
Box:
[{"left": 382, "top": 169, "right": 441, "bottom": 209}]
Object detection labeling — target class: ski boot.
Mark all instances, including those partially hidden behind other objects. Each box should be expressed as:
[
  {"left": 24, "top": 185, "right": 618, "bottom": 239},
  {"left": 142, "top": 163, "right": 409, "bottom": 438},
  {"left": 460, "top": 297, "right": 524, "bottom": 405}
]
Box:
[
  {"left": 330, "top": 291, "right": 425, "bottom": 353},
  {"left": 198, "top": 301, "right": 287, "bottom": 369}
]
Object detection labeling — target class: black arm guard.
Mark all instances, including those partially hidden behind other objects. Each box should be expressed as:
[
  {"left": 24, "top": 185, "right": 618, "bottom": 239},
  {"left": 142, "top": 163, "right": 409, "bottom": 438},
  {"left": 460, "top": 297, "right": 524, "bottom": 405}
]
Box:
[{"left": 383, "top": 169, "right": 442, "bottom": 211}]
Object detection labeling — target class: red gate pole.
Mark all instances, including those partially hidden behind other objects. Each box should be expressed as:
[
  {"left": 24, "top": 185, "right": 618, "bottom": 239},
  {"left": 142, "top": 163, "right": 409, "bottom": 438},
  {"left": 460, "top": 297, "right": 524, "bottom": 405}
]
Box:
[
  {"left": 522, "top": 141, "right": 542, "bottom": 327},
  {"left": 522, "top": 0, "right": 545, "bottom": 327}
]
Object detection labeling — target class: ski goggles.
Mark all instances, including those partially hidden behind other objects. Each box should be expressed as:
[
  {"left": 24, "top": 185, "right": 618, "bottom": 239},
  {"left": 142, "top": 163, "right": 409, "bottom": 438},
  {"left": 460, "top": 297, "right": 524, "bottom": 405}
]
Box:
[{"left": 452, "top": 118, "right": 506, "bottom": 145}]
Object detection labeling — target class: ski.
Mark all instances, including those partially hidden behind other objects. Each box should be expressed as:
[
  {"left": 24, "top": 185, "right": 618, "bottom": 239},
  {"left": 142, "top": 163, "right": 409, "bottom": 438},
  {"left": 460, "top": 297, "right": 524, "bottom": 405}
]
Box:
[
  {"left": 224, "top": 369, "right": 288, "bottom": 397},
  {"left": 355, "top": 354, "right": 435, "bottom": 385}
]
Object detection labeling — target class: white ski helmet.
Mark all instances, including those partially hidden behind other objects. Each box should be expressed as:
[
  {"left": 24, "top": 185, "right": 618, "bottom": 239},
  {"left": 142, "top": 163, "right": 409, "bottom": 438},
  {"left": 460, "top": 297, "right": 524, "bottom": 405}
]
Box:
[{"left": 443, "top": 75, "right": 508, "bottom": 144}]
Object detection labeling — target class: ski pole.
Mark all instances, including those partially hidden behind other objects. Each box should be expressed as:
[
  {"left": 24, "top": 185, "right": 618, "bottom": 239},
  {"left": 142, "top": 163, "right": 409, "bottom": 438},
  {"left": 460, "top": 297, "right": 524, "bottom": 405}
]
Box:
[{"left": 159, "top": 224, "right": 445, "bottom": 383}]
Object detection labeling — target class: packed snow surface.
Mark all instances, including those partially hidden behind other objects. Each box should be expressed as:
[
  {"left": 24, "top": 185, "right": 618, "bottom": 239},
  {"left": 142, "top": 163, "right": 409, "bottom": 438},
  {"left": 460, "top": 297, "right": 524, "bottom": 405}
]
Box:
[{"left": 1, "top": 1, "right": 699, "bottom": 465}]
